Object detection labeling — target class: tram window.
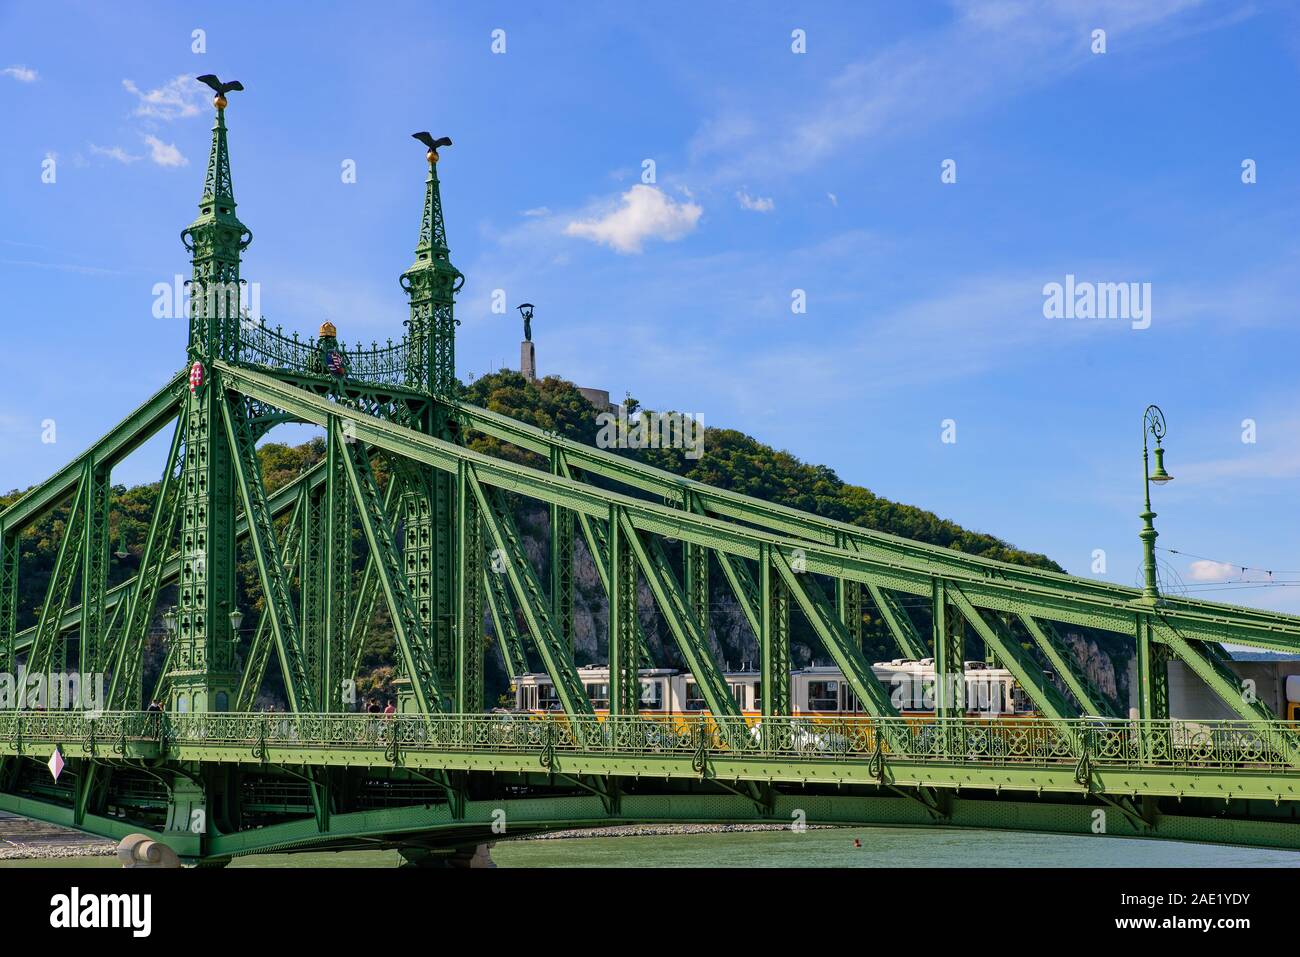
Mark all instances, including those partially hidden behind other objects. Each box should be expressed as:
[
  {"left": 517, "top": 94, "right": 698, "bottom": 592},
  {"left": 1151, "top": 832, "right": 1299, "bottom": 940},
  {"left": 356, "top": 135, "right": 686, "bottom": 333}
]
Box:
[
  {"left": 639, "top": 680, "right": 664, "bottom": 710},
  {"left": 840, "top": 685, "right": 861, "bottom": 713},
  {"left": 729, "top": 683, "right": 748, "bottom": 709},
  {"left": 685, "top": 682, "right": 707, "bottom": 711},
  {"left": 585, "top": 682, "right": 609, "bottom": 709},
  {"left": 808, "top": 680, "right": 839, "bottom": 712},
  {"left": 538, "top": 684, "right": 561, "bottom": 711}
]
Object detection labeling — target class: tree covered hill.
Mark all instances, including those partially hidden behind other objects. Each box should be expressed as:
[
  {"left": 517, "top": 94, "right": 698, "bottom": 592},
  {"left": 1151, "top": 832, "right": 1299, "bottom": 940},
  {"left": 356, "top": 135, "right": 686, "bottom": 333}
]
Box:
[{"left": 462, "top": 370, "right": 1063, "bottom": 572}]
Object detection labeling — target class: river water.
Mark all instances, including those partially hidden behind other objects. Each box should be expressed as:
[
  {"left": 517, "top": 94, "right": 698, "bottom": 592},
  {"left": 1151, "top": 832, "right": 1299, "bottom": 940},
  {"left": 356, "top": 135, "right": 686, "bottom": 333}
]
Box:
[{"left": 4, "top": 827, "right": 1298, "bottom": 868}]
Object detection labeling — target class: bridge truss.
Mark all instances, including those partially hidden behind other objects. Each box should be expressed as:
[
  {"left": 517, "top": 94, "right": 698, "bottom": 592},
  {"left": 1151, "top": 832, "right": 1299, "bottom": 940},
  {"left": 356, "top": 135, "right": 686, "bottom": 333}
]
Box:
[{"left": 2, "top": 92, "right": 1300, "bottom": 865}]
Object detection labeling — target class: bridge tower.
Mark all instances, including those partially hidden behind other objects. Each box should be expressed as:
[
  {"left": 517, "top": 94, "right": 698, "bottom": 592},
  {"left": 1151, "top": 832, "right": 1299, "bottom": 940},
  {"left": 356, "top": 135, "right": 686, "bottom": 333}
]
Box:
[
  {"left": 166, "top": 88, "right": 252, "bottom": 713},
  {"left": 396, "top": 137, "right": 466, "bottom": 711}
]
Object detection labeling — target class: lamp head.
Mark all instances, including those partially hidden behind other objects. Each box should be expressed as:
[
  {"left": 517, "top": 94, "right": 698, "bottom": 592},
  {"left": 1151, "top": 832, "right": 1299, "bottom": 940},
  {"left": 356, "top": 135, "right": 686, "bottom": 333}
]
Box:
[{"left": 1149, "top": 445, "right": 1174, "bottom": 484}]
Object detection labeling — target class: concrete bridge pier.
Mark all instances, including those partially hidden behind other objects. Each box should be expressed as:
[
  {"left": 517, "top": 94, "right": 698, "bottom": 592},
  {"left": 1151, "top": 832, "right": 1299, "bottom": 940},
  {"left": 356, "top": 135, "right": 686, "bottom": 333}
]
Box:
[{"left": 399, "top": 842, "right": 496, "bottom": 868}]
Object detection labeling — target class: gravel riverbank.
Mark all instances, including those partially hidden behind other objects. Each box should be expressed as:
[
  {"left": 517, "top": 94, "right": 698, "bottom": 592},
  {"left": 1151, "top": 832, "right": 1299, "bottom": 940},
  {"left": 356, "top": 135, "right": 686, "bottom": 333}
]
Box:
[
  {"left": 519, "top": 823, "right": 830, "bottom": 840},
  {"left": 0, "top": 811, "right": 116, "bottom": 861}
]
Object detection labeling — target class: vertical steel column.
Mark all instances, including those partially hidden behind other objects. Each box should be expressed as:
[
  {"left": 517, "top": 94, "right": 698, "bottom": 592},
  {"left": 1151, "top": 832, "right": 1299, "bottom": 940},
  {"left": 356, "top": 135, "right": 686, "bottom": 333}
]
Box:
[
  {"left": 758, "top": 544, "right": 790, "bottom": 717},
  {"left": 0, "top": 528, "right": 16, "bottom": 676},
  {"left": 833, "top": 532, "right": 862, "bottom": 653},
  {"left": 398, "top": 462, "right": 457, "bottom": 692},
  {"left": 300, "top": 483, "right": 325, "bottom": 700},
  {"left": 79, "top": 465, "right": 111, "bottom": 680},
  {"left": 608, "top": 505, "right": 639, "bottom": 717},
  {"left": 683, "top": 494, "right": 709, "bottom": 655},
  {"left": 549, "top": 449, "right": 574, "bottom": 653},
  {"left": 455, "top": 461, "right": 484, "bottom": 713},
  {"left": 322, "top": 418, "right": 353, "bottom": 711},
  {"left": 836, "top": 580, "right": 863, "bottom": 652},
  {"left": 432, "top": 468, "right": 456, "bottom": 688},
  {"left": 1135, "top": 613, "right": 1169, "bottom": 720},
  {"left": 399, "top": 470, "right": 433, "bottom": 699},
  {"left": 931, "top": 579, "right": 964, "bottom": 719}
]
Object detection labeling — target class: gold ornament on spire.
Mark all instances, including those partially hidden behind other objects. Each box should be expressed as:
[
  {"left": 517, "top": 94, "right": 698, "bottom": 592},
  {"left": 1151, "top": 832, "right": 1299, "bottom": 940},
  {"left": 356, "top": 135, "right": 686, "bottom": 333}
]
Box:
[
  {"left": 196, "top": 74, "right": 244, "bottom": 112},
  {"left": 412, "top": 132, "right": 453, "bottom": 165}
]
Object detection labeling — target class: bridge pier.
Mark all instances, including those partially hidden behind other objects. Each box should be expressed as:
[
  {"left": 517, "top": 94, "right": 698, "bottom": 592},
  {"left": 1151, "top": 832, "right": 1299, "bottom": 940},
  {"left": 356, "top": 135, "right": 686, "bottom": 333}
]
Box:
[{"left": 399, "top": 843, "right": 496, "bottom": 868}]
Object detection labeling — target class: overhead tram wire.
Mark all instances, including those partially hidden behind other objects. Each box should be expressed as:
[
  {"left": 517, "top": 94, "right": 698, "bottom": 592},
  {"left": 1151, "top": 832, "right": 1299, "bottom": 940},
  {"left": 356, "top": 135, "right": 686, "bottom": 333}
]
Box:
[{"left": 1157, "top": 544, "right": 1300, "bottom": 578}]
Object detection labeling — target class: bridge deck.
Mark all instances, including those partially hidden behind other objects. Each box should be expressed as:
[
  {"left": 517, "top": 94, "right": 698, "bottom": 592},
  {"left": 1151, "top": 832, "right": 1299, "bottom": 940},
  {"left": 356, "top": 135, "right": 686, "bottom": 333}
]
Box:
[{"left": 3, "top": 712, "right": 1297, "bottom": 802}]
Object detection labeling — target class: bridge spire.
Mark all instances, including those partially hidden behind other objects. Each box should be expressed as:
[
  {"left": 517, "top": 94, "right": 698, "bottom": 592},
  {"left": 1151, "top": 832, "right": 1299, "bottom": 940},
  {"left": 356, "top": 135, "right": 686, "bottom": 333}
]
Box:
[
  {"left": 400, "top": 133, "right": 462, "bottom": 399},
  {"left": 395, "top": 133, "right": 465, "bottom": 715},
  {"left": 181, "top": 76, "right": 251, "bottom": 363},
  {"left": 165, "top": 75, "right": 249, "bottom": 715}
]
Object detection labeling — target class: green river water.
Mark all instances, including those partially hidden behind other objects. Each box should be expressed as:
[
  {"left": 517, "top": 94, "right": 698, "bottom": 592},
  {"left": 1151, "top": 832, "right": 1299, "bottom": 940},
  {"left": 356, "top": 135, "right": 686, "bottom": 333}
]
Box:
[{"left": 4, "top": 827, "right": 1299, "bottom": 868}]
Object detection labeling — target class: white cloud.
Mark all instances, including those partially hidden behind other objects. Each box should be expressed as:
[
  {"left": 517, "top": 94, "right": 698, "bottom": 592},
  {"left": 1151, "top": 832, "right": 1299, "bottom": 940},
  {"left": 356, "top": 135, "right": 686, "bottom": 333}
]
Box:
[
  {"left": 2, "top": 65, "right": 37, "bottom": 83},
  {"left": 565, "top": 185, "right": 702, "bottom": 254},
  {"left": 827, "top": 193, "right": 838, "bottom": 207},
  {"left": 143, "top": 135, "right": 187, "bottom": 168},
  {"left": 122, "top": 75, "right": 207, "bottom": 121},
  {"left": 90, "top": 144, "right": 141, "bottom": 164},
  {"left": 1187, "top": 559, "right": 1235, "bottom": 582},
  {"left": 688, "top": 0, "right": 1216, "bottom": 182},
  {"left": 521, "top": 206, "right": 551, "bottom": 217},
  {"left": 736, "top": 190, "right": 774, "bottom": 213}
]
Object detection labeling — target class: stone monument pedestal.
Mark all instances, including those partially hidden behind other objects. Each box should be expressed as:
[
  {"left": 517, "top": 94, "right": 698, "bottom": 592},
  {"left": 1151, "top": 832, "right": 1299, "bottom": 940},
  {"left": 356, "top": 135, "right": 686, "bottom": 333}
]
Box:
[{"left": 521, "top": 340, "right": 535, "bottom": 381}]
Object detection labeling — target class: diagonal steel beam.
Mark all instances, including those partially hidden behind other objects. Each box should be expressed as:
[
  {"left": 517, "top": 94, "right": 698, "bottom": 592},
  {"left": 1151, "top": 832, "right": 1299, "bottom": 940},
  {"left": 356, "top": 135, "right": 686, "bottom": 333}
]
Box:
[
  {"left": 1018, "top": 614, "right": 1118, "bottom": 718},
  {"left": 336, "top": 429, "right": 445, "bottom": 714},
  {"left": 617, "top": 508, "right": 741, "bottom": 721},
  {"left": 28, "top": 465, "right": 92, "bottom": 675},
  {"left": 483, "top": 563, "right": 528, "bottom": 680},
  {"left": 105, "top": 410, "right": 186, "bottom": 708},
  {"left": 947, "top": 585, "right": 1075, "bottom": 729},
  {"left": 220, "top": 390, "right": 315, "bottom": 713},
  {"left": 234, "top": 483, "right": 307, "bottom": 711},
  {"left": 770, "top": 551, "right": 899, "bottom": 720},
  {"left": 556, "top": 457, "right": 654, "bottom": 668},
  {"left": 472, "top": 476, "right": 591, "bottom": 719},
  {"left": 867, "top": 584, "right": 929, "bottom": 660},
  {"left": 346, "top": 466, "right": 405, "bottom": 679}
]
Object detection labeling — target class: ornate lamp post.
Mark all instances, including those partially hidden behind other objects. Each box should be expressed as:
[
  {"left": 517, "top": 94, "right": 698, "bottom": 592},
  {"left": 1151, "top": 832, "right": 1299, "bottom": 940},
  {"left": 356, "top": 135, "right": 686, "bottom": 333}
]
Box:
[{"left": 1139, "top": 404, "right": 1174, "bottom": 603}]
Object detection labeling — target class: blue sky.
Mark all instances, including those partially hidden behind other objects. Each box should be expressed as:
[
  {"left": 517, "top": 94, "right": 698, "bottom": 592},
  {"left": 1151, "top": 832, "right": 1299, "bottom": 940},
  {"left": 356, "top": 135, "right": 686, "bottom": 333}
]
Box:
[{"left": 3, "top": 0, "right": 1300, "bottom": 611}]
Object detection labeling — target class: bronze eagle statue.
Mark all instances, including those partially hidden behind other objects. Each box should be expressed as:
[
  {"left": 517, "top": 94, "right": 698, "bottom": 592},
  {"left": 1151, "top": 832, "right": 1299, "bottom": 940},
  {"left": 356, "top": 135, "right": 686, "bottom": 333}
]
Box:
[
  {"left": 412, "top": 132, "right": 453, "bottom": 154},
  {"left": 196, "top": 74, "right": 244, "bottom": 97}
]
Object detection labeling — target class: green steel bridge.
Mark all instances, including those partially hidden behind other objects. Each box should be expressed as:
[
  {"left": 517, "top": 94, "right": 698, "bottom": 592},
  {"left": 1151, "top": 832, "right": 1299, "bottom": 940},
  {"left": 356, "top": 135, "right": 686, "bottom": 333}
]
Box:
[{"left": 3, "top": 82, "right": 1300, "bottom": 865}]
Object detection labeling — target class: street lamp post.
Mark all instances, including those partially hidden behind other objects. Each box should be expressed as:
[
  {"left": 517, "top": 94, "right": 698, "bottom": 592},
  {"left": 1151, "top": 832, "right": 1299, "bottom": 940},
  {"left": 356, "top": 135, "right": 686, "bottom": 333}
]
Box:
[{"left": 1139, "top": 404, "right": 1174, "bottom": 603}]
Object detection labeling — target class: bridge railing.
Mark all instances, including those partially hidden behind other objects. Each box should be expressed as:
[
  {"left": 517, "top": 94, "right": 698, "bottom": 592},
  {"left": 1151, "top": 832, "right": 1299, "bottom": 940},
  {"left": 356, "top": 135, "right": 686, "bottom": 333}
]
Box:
[
  {"left": 235, "top": 322, "right": 412, "bottom": 389},
  {"left": 0, "top": 712, "right": 1296, "bottom": 772}
]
